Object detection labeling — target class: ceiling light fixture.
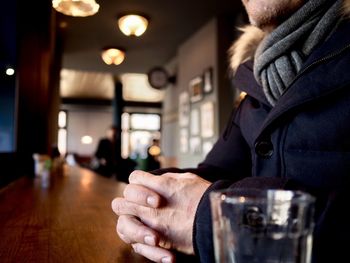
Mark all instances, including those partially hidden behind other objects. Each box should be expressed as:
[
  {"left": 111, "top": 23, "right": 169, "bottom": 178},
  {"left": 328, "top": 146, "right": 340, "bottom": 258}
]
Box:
[
  {"left": 101, "top": 47, "right": 125, "bottom": 65},
  {"left": 118, "top": 14, "right": 149, "bottom": 37},
  {"left": 6, "top": 68, "right": 15, "bottom": 76},
  {"left": 52, "top": 0, "right": 100, "bottom": 17}
]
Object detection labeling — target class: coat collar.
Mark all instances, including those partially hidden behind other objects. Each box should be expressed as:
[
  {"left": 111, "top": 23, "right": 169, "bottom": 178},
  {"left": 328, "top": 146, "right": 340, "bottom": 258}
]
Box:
[
  {"left": 230, "top": 0, "right": 350, "bottom": 73},
  {"left": 258, "top": 19, "right": 350, "bottom": 134},
  {"left": 231, "top": 0, "right": 350, "bottom": 138},
  {"left": 232, "top": 19, "right": 350, "bottom": 140}
]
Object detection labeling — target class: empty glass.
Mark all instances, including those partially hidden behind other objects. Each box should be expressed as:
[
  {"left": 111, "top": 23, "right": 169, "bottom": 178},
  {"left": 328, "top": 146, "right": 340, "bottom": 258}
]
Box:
[{"left": 210, "top": 189, "right": 315, "bottom": 263}]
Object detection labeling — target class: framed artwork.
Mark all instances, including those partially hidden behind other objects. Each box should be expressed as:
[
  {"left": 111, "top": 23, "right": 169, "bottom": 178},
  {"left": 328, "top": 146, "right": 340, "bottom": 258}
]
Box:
[
  {"left": 180, "top": 128, "right": 189, "bottom": 153},
  {"left": 189, "top": 137, "right": 201, "bottom": 154},
  {"left": 201, "top": 101, "right": 215, "bottom": 138},
  {"left": 189, "top": 76, "right": 203, "bottom": 103},
  {"left": 190, "top": 108, "right": 200, "bottom": 136},
  {"left": 179, "top": 91, "right": 190, "bottom": 127},
  {"left": 203, "top": 67, "right": 213, "bottom": 94}
]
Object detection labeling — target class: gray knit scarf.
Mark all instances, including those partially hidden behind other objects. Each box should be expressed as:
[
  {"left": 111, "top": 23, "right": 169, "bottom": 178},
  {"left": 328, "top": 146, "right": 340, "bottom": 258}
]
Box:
[{"left": 254, "top": 0, "right": 342, "bottom": 106}]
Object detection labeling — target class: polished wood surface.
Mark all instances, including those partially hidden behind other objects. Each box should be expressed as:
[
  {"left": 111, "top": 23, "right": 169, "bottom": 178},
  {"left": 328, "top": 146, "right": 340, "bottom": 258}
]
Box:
[{"left": 0, "top": 165, "right": 150, "bottom": 263}]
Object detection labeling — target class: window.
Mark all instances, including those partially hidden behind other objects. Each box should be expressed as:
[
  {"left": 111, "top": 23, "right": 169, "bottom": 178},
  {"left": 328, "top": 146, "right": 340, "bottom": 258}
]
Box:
[{"left": 121, "top": 112, "right": 161, "bottom": 159}]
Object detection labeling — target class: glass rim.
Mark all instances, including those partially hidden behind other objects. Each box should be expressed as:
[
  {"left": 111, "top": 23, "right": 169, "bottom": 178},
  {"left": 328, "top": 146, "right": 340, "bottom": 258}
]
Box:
[{"left": 209, "top": 188, "right": 315, "bottom": 205}]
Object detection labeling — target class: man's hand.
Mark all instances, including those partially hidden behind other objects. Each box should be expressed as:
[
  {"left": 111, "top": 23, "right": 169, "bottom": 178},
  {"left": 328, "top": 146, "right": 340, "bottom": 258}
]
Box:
[{"left": 111, "top": 170, "right": 211, "bottom": 262}]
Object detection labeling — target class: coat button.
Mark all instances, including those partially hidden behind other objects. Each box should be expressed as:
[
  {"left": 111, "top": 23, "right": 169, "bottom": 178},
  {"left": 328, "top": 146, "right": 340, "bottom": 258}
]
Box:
[{"left": 255, "top": 140, "right": 273, "bottom": 158}]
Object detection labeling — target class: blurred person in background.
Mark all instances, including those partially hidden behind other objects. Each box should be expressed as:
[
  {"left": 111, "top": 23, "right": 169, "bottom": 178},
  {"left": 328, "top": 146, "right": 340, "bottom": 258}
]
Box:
[
  {"left": 145, "top": 138, "right": 161, "bottom": 171},
  {"left": 92, "top": 125, "right": 120, "bottom": 177}
]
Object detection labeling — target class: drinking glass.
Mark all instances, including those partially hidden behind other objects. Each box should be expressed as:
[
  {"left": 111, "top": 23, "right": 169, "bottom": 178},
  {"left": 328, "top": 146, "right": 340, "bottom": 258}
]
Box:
[{"left": 210, "top": 189, "right": 315, "bottom": 263}]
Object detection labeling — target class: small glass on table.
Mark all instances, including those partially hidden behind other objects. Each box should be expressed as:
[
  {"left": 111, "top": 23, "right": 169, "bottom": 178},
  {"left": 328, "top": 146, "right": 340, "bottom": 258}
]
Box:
[{"left": 210, "top": 189, "right": 315, "bottom": 263}]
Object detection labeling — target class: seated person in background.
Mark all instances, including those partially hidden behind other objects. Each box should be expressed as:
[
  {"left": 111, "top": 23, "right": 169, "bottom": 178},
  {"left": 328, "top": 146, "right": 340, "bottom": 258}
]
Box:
[
  {"left": 145, "top": 139, "right": 161, "bottom": 171},
  {"left": 112, "top": 0, "right": 350, "bottom": 263},
  {"left": 92, "top": 125, "right": 119, "bottom": 177},
  {"left": 92, "top": 125, "right": 137, "bottom": 182}
]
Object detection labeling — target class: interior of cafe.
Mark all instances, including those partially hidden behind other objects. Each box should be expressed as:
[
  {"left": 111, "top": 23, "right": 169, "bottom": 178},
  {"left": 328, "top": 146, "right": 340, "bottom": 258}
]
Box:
[{"left": 0, "top": 0, "right": 247, "bottom": 261}]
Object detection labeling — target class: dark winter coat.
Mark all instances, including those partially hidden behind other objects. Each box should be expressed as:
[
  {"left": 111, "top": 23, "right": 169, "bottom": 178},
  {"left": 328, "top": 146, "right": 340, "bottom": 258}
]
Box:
[
  {"left": 192, "top": 17, "right": 350, "bottom": 263},
  {"left": 149, "top": 2, "right": 350, "bottom": 262}
]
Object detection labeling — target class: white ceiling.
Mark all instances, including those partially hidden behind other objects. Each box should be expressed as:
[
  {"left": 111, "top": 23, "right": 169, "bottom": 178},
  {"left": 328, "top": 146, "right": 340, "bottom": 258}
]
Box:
[
  {"left": 60, "top": 69, "right": 165, "bottom": 102},
  {"left": 60, "top": 69, "right": 114, "bottom": 99}
]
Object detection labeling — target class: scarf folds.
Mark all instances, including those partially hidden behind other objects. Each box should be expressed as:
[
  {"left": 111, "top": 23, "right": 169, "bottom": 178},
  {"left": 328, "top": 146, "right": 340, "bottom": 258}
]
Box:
[{"left": 254, "top": 0, "right": 343, "bottom": 106}]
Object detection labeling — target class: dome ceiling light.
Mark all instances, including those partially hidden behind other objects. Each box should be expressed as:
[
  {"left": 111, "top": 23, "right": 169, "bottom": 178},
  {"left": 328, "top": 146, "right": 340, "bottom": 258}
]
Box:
[
  {"left": 52, "top": 0, "right": 100, "bottom": 17},
  {"left": 101, "top": 48, "right": 126, "bottom": 66},
  {"left": 118, "top": 14, "right": 149, "bottom": 37}
]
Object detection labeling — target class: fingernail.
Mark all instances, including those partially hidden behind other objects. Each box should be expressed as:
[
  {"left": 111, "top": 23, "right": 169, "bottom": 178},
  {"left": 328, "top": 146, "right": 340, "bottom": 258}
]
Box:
[
  {"left": 147, "top": 196, "right": 157, "bottom": 207},
  {"left": 161, "top": 257, "right": 172, "bottom": 263},
  {"left": 144, "top": 235, "right": 156, "bottom": 246}
]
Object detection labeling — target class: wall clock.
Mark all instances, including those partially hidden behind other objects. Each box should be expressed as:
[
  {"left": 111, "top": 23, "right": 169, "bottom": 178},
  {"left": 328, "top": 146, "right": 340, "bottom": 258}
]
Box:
[{"left": 147, "top": 67, "right": 169, "bottom": 90}]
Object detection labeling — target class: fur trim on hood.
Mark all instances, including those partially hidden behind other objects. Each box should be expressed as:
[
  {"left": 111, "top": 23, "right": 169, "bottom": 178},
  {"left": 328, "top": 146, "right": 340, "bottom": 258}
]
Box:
[{"left": 229, "top": 0, "right": 350, "bottom": 73}]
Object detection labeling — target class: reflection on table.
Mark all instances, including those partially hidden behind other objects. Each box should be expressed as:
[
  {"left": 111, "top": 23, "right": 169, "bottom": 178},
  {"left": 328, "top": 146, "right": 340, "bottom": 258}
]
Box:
[{"left": 0, "top": 165, "right": 150, "bottom": 263}]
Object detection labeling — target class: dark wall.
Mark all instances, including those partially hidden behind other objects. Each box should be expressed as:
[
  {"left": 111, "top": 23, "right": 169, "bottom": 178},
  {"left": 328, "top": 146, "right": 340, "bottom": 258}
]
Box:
[
  {"left": 0, "top": 0, "right": 17, "bottom": 153},
  {"left": 16, "top": 0, "right": 61, "bottom": 177},
  {"left": 0, "top": 0, "right": 61, "bottom": 187},
  {"left": 0, "top": 1, "right": 18, "bottom": 187},
  {"left": 0, "top": 76, "right": 16, "bottom": 152}
]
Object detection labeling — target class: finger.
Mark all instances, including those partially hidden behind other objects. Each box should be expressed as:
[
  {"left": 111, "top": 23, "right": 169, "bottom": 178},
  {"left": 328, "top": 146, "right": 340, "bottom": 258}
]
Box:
[
  {"left": 117, "top": 215, "right": 159, "bottom": 246},
  {"left": 111, "top": 198, "right": 160, "bottom": 233},
  {"left": 132, "top": 243, "right": 175, "bottom": 263},
  {"left": 129, "top": 170, "right": 169, "bottom": 196},
  {"left": 123, "top": 184, "right": 162, "bottom": 208},
  {"left": 111, "top": 197, "right": 148, "bottom": 217}
]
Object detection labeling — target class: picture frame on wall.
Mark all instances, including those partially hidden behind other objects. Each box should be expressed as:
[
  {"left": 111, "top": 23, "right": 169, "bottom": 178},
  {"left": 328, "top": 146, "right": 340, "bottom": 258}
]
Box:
[
  {"left": 201, "top": 101, "right": 215, "bottom": 138},
  {"left": 180, "top": 128, "right": 189, "bottom": 153},
  {"left": 189, "top": 76, "right": 203, "bottom": 103},
  {"left": 179, "top": 91, "right": 190, "bottom": 127},
  {"left": 203, "top": 67, "right": 213, "bottom": 94},
  {"left": 190, "top": 108, "right": 200, "bottom": 136},
  {"left": 189, "top": 137, "right": 201, "bottom": 154}
]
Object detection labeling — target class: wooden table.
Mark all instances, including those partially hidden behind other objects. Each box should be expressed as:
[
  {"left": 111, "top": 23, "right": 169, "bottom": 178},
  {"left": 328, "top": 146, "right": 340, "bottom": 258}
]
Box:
[{"left": 0, "top": 165, "right": 150, "bottom": 263}]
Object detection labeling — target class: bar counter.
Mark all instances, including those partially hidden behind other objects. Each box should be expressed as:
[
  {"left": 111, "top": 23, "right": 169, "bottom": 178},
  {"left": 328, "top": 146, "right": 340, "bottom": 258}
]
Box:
[{"left": 0, "top": 165, "right": 150, "bottom": 262}]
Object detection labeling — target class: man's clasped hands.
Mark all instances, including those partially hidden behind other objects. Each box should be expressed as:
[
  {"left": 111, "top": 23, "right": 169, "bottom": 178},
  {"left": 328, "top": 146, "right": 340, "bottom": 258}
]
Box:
[{"left": 111, "top": 170, "right": 211, "bottom": 263}]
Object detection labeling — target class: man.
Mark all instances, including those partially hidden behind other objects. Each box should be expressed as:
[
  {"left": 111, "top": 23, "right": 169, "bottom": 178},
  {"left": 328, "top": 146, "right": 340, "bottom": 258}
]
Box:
[
  {"left": 93, "top": 126, "right": 120, "bottom": 177},
  {"left": 145, "top": 138, "right": 161, "bottom": 171},
  {"left": 112, "top": 0, "right": 350, "bottom": 262}
]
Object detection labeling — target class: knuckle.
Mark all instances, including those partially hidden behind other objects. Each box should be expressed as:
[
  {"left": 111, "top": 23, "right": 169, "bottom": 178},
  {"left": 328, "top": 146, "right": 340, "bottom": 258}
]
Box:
[
  {"left": 112, "top": 199, "right": 120, "bottom": 213},
  {"left": 135, "top": 227, "right": 146, "bottom": 240},
  {"left": 116, "top": 218, "right": 124, "bottom": 234},
  {"left": 115, "top": 200, "right": 140, "bottom": 217},
  {"left": 162, "top": 172, "right": 173, "bottom": 178},
  {"left": 184, "top": 172, "right": 194, "bottom": 177},
  {"left": 123, "top": 185, "right": 131, "bottom": 199},
  {"left": 117, "top": 215, "right": 126, "bottom": 227},
  {"left": 128, "top": 171, "right": 139, "bottom": 183},
  {"left": 116, "top": 224, "right": 130, "bottom": 244},
  {"left": 113, "top": 201, "right": 124, "bottom": 215},
  {"left": 149, "top": 210, "right": 162, "bottom": 229}
]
